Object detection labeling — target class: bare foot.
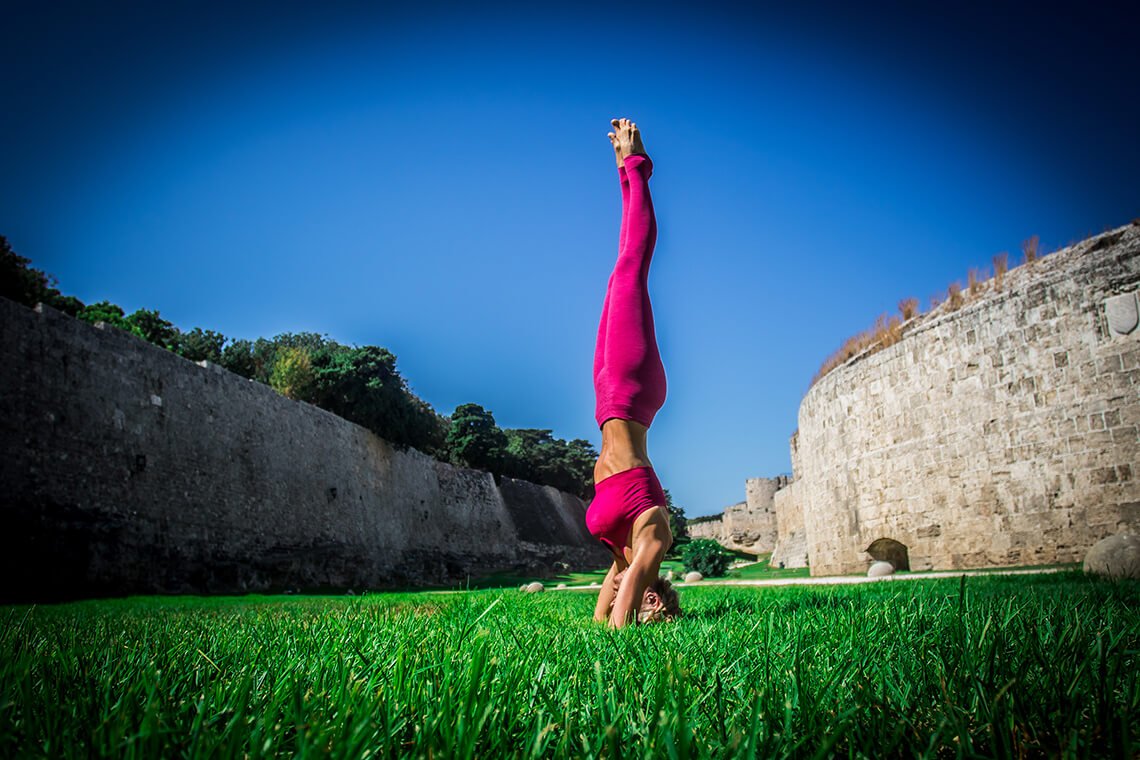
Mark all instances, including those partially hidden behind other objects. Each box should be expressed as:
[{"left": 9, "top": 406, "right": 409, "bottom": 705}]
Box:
[
  {"left": 606, "top": 131, "right": 622, "bottom": 168},
  {"left": 609, "top": 117, "right": 646, "bottom": 162}
]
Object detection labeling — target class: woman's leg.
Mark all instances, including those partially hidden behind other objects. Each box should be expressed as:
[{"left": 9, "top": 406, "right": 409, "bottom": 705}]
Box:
[
  {"left": 592, "top": 150, "right": 631, "bottom": 387},
  {"left": 593, "top": 119, "right": 666, "bottom": 429}
]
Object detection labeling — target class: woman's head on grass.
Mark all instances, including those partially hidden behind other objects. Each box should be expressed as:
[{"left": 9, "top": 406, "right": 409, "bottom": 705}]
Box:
[
  {"left": 639, "top": 577, "right": 682, "bottom": 623},
  {"left": 608, "top": 574, "right": 681, "bottom": 624}
]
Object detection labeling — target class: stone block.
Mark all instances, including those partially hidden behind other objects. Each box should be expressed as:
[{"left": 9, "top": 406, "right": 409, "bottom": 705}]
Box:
[
  {"left": 1105, "top": 292, "right": 1139, "bottom": 336},
  {"left": 867, "top": 561, "right": 895, "bottom": 577},
  {"left": 1083, "top": 534, "right": 1140, "bottom": 579}
]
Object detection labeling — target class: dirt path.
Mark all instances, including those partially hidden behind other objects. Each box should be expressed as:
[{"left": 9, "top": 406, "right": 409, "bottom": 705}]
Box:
[{"left": 556, "top": 566, "right": 1067, "bottom": 591}]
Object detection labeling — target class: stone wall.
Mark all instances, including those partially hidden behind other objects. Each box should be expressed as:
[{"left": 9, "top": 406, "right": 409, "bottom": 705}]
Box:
[
  {"left": 0, "top": 297, "right": 608, "bottom": 601},
  {"left": 770, "top": 431, "right": 808, "bottom": 568},
  {"left": 793, "top": 223, "right": 1140, "bottom": 576},
  {"left": 770, "top": 482, "right": 807, "bottom": 568},
  {"left": 687, "top": 476, "right": 785, "bottom": 554}
]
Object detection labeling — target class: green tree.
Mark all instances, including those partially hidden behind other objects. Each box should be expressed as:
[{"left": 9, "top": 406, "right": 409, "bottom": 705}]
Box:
[
  {"left": 312, "top": 344, "right": 436, "bottom": 450},
  {"left": 680, "top": 538, "right": 732, "bottom": 577},
  {"left": 269, "top": 346, "right": 316, "bottom": 400},
  {"left": 220, "top": 338, "right": 257, "bottom": 378},
  {"left": 0, "top": 236, "right": 84, "bottom": 315},
  {"left": 503, "top": 428, "right": 558, "bottom": 483},
  {"left": 78, "top": 301, "right": 133, "bottom": 332},
  {"left": 174, "top": 327, "right": 228, "bottom": 363},
  {"left": 501, "top": 429, "right": 597, "bottom": 498},
  {"left": 664, "top": 488, "right": 689, "bottom": 552},
  {"left": 407, "top": 395, "right": 450, "bottom": 459},
  {"left": 561, "top": 438, "right": 598, "bottom": 499},
  {"left": 447, "top": 404, "right": 508, "bottom": 473},
  {"left": 125, "top": 308, "right": 178, "bottom": 349}
]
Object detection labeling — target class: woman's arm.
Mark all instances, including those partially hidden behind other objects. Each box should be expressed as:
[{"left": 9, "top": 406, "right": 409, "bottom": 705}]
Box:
[
  {"left": 593, "top": 561, "right": 623, "bottom": 622},
  {"left": 609, "top": 508, "right": 672, "bottom": 627}
]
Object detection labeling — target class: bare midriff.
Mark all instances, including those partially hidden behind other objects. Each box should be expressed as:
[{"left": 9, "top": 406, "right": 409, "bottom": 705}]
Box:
[{"left": 594, "top": 418, "right": 653, "bottom": 483}]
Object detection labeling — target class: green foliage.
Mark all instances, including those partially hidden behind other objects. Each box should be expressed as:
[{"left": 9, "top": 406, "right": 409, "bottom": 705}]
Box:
[
  {"left": 447, "top": 403, "right": 508, "bottom": 472},
  {"left": 0, "top": 236, "right": 84, "bottom": 315},
  {"left": 308, "top": 341, "right": 447, "bottom": 455},
  {"left": 269, "top": 346, "right": 316, "bottom": 400},
  {"left": 125, "top": 308, "right": 178, "bottom": 349},
  {"left": 77, "top": 300, "right": 132, "bottom": 331},
  {"left": 219, "top": 338, "right": 257, "bottom": 378},
  {"left": 681, "top": 538, "right": 732, "bottom": 577},
  {"left": 173, "top": 327, "right": 228, "bottom": 364},
  {"left": 77, "top": 303, "right": 178, "bottom": 347},
  {"left": 664, "top": 488, "right": 689, "bottom": 551},
  {"left": 1, "top": 574, "right": 1138, "bottom": 757},
  {"left": 502, "top": 429, "right": 596, "bottom": 498}
]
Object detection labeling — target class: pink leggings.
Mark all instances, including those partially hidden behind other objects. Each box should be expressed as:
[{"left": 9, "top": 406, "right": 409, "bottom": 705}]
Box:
[
  {"left": 587, "top": 154, "right": 668, "bottom": 556},
  {"left": 592, "top": 154, "right": 667, "bottom": 429}
]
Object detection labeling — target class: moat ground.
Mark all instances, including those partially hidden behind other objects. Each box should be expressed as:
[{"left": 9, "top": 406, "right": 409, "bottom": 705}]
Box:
[
  {"left": 464, "top": 551, "right": 1079, "bottom": 592},
  {"left": 2, "top": 572, "right": 1137, "bottom": 758}
]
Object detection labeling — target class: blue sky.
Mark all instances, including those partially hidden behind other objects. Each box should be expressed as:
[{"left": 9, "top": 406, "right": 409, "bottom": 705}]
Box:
[{"left": 3, "top": 1, "right": 1137, "bottom": 517}]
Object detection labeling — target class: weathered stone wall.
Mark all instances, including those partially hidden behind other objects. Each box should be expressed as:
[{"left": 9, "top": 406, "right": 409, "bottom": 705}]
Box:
[
  {"left": 688, "top": 507, "right": 743, "bottom": 545},
  {"left": 0, "top": 298, "right": 607, "bottom": 601},
  {"left": 770, "top": 480, "right": 807, "bottom": 568},
  {"left": 770, "top": 432, "right": 808, "bottom": 568},
  {"left": 686, "top": 477, "right": 785, "bottom": 554},
  {"left": 795, "top": 224, "right": 1140, "bottom": 576}
]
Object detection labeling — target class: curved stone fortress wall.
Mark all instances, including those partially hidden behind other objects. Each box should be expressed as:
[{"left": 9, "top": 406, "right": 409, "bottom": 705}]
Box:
[
  {"left": 794, "top": 224, "right": 1140, "bottom": 576},
  {"left": 0, "top": 298, "right": 607, "bottom": 601}
]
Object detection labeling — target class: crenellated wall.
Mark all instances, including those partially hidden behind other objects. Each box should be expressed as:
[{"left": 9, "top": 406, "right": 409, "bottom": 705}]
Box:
[
  {"left": 0, "top": 297, "right": 608, "bottom": 601},
  {"left": 791, "top": 223, "right": 1140, "bottom": 576}
]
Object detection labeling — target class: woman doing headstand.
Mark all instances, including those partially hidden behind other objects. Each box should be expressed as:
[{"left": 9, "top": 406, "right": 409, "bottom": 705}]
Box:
[{"left": 587, "top": 118, "right": 680, "bottom": 627}]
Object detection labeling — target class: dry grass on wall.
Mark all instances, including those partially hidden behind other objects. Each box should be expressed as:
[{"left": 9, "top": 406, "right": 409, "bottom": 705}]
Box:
[
  {"left": 809, "top": 235, "right": 1041, "bottom": 390},
  {"left": 1022, "top": 235, "right": 1039, "bottom": 266},
  {"left": 947, "top": 281, "right": 965, "bottom": 311},
  {"left": 898, "top": 297, "right": 919, "bottom": 320},
  {"left": 993, "top": 252, "right": 1009, "bottom": 291}
]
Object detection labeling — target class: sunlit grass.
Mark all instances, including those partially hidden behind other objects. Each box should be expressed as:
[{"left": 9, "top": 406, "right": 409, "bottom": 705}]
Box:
[{"left": 1, "top": 572, "right": 1137, "bottom": 757}]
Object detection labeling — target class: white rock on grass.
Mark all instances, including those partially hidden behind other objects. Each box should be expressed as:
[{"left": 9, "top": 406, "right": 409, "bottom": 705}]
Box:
[
  {"left": 1084, "top": 534, "right": 1140, "bottom": 579},
  {"left": 519, "top": 585, "right": 527, "bottom": 592},
  {"left": 557, "top": 583, "right": 567, "bottom": 589},
  {"left": 524, "top": 582, "right": 545, "bottom": 593},
  {"left": 683, "top": 571, "right": 703, "bottom": 583},
  {"left": 868, "top": 561, "right": 895, "bottom": 578}
]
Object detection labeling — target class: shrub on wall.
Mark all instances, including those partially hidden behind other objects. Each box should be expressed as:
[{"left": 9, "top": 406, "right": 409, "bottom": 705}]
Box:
[
  {"left": 269, "top": 346, "right": 316, "bottom": 400},
  {"left": 681, "top": 539, "right": 732, "bottom": 577}
]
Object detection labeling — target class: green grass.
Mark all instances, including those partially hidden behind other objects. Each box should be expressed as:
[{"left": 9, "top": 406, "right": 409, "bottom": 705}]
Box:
[
  {"left": 2, "top": 572, "right": 1138, "bottom": 758},
  {"left": 724, "top": 553, "right": 812, "bottom": 581},
  {"left": 464, "top": 560, "right": 691, "bottom": 590},
  {"left": 465, "top": 549, "right": 813, "bottom": 591}
]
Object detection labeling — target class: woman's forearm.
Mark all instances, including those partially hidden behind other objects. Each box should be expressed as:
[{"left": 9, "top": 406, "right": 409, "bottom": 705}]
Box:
[
  {"left": 594, "top": 562, "right": 620, "bottom": 622},
  {"left": 609, "top": 561, "right": 656, "bottom": 628}
]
